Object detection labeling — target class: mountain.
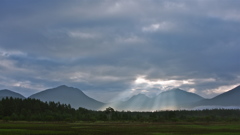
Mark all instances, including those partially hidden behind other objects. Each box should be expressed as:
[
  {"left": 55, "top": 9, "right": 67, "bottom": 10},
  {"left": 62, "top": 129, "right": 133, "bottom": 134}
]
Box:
[
  {"left": 112, "top": 94, "right": 152, "bottom": 111},
  {"left": 110, "top": 89, "right": 205, "bottom": 111},
  {"left": 152, "top": 89, "right": 205, "bottom": 110},
  {"left": 195, "top": 85, "right": 240, "bottom": 106},
  {"left": 29, "top": 85, "right": 104, "bottom": 110},
  {"left": 3, "top": 85, "right": 240, "bottom": 111},
  {"left": 0, "top": 89, "right": 25, "bottom": 100}
]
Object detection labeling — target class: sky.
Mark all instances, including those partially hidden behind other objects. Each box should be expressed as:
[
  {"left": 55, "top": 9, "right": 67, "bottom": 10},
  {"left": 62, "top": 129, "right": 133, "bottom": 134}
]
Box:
[{"left": 1, "top": 0, "right": 240, "bottom": 103}]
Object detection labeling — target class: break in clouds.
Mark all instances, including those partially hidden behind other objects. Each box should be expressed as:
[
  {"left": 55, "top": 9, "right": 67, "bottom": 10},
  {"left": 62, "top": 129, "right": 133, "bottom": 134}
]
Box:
[{"left": 1, "top": 0, "right": 240, "bottom": 102}]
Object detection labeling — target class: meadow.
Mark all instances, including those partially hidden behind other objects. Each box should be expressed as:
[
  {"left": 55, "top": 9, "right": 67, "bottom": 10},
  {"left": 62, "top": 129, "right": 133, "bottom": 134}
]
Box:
[{"left": 1, "top": 121, "right": 240, "bottom": 135}]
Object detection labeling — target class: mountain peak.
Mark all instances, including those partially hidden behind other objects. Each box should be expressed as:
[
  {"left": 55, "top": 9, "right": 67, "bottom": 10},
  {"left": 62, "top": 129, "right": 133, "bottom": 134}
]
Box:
[
  {"left": 0, "top": 89, "right": 25, "bottom": 99},
  {"left": 126, "top": 93, "right": 150, "bottom": 102},
  {"left": 57, "top": 85, "right": 70, "bottom": 88},
  {"left": 171, "top": 88, "right": 184, "bottom": 91},
  {"left": 0, "top": 89, "right": 12, "bottom": 92},
  {"left": 53, "top": 85, "right": 82, "bottom": 92},
  {"left": 136, "top": 93, "right": 148, "bottom": 97},
  {"left": 161, "top": 88, "right": 185, "bottom": 94},
  {"left": 131, "top": 93, "right": 149, "bottom": 99},
  {"left": 29, "top": 86, "right": 104, "bottom": 110}
]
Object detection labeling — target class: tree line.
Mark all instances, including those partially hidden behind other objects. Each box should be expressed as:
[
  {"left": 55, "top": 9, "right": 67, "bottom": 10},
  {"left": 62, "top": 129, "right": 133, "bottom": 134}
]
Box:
[{"left": 1, "top": 97, "right": 240, "bottom": 122}]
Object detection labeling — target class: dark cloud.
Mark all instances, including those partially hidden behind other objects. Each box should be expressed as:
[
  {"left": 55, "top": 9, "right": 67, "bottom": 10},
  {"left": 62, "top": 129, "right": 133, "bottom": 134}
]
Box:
[{"left": 1, "top": 0, "right": 240, "bottom": 102}]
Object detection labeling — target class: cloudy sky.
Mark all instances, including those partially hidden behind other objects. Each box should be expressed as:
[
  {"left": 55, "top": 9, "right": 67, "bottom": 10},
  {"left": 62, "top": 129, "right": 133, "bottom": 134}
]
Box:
[{"left": 1, "top": 0, "right": 240, "bottom": 102}]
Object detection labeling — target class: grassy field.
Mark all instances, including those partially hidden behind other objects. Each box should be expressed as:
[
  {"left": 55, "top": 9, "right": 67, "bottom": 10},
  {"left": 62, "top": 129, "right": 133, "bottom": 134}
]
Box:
[{"left": 1, "top": 121, "right": 240, "bottom": 135}]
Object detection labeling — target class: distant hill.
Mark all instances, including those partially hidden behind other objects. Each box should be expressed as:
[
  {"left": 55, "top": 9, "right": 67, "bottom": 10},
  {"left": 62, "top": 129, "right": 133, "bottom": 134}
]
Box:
[
  {"left": 110, "top": 89, "right": 205, "bottom": 111},
  {"left": 29, "top": 85, "right": 104, "bottom": 110},
  {"left": 194, "top": 85, "right": 240, "bottom": 106},
  {"left": 153, "top": 89, "right": 205, "bottom": 110},
  {"left": 0, "top": 89, "right": 25, "bottom": 100}
]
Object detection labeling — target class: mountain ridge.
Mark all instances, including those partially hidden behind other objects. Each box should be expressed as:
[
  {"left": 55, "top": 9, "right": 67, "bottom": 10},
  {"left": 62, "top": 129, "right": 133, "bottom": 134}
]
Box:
[
  {"left": 1, "top": 85, "right": 240, "bottom": 111},
  {"left": 29, "top": 85, "right": 104, "bottom": 110},
  {"left": 109, "top": 88, "right": 205, "bottom": 111}
]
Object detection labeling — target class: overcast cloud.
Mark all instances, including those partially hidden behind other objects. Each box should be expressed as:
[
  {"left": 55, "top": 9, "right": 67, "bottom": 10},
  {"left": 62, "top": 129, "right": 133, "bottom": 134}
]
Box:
[{"left": 1, "top": 0, "right": 240, "bottom": 102}]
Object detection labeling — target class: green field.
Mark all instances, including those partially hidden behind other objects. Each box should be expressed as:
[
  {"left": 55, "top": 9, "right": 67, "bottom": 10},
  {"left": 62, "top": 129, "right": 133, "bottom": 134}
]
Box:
[{"left": 1, "top": 121, "right": 240, "bottom": 135}]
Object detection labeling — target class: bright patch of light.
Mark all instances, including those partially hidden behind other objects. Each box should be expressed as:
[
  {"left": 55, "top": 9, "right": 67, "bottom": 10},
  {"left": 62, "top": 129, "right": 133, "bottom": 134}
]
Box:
[
  {"left": 135, "top": 77, "right": 147, "bottom": 84},
  {"left": 187, "top": 88, "right": 196, "bottom": 93},
  {"left": 142, "top": 22, "right": 174, "bottom": 32},
  {"left": 131, "top": 89, "right": 136, "bottom": 91},
  {"left": 203, "top": 83, "right": 240, "bottom": 95},
  {"left": 141, "top": 90, "right": 149, "bottom": 93},
  {"left": 134, "top": 76, "right": 195, "bottom": 88}
]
